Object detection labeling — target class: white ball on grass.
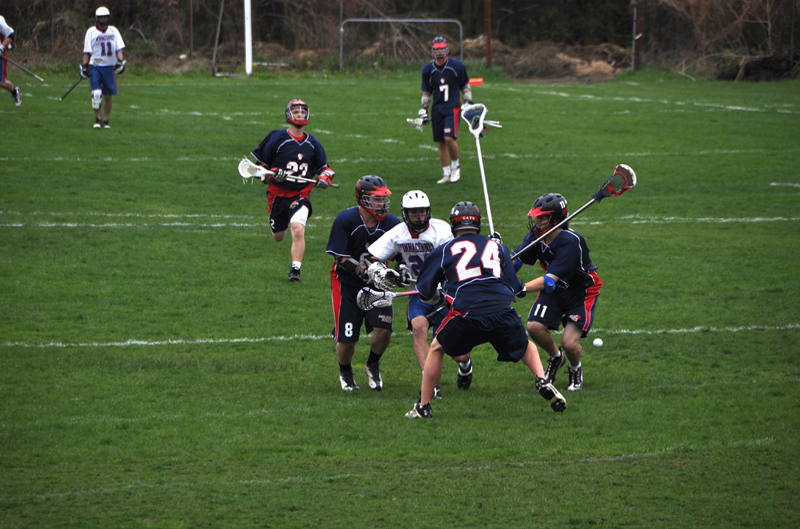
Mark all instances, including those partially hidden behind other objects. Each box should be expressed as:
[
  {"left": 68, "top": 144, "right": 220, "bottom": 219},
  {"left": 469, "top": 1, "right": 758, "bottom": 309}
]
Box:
[
  {"left": 179, "top": 53, "right": 188, "bottom": 60},
  {"left": 593, "top": 338, "right": 603, "bottom": 347}
]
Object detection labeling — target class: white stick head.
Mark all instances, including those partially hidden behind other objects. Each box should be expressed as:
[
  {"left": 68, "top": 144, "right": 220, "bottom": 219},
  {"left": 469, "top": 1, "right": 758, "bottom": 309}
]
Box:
[{"left": 461, "top": 103, "right": 487, "bottom": 139}]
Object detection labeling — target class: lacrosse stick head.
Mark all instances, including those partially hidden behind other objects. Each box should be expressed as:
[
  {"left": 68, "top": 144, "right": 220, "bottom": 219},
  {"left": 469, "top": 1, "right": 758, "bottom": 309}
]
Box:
[
  {"left": 406, "top": 117, "right": 424, "bottom": 132},
  {"left": 356, "top": 288, "right": 395, "bottom": 311},
  {"left": 461, "top": 103, "right": 487, "bottom": 139},
  {"left": 592, "top": 164, "right": 637, "bottom": 201},
  {"left": 238, "top": 158, "right": 269, "bottom": 183}
]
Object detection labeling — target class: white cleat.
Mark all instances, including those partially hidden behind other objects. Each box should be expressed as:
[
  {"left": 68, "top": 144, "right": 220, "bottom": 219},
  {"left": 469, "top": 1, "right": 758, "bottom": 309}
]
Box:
[
  {"left": 437, "top": 173, "right": 451, "bottom": 184},
  {"left": 449, "top": 166, "right": 461, "bottom": 182}
]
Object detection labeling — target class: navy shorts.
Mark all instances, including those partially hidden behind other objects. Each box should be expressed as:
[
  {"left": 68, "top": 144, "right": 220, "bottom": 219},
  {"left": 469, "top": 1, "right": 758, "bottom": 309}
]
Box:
[
  {"left": 267, "top": 194, "right": 312, "bottom": 234},
  {"left": 90, "top": 65, "right": 119, "bottom": 95},
  {"left": 527, "top": 284, "right": 600, "bottom": 338},
  {"left": 331, "top": 279, "right": 393, "bottom": 344},
  {"left": 406, "top": 294, "right": 445, "bottom": 337},
  {"left": 435, "top": 307, "right": 529, "bottom": 362},
  {"left": 431, "top": 107, "right": 460, "bottom": 142}
]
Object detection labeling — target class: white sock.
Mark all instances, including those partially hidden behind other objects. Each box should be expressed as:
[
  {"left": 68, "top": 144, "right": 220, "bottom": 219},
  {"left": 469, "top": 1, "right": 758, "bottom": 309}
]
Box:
[
  {"left": 443, "top": 166, "right": 451, "bottom": 176},
  {"left": 459, "top": 360, "right": 471, "bottom": 370},
  {"left": 292, "top": 261, "right": 302, "bottom": 270},
  {"left": 569, "top": 363, "right": 581, "bottom": 371},
  {"left": 451, "top": 160, "right": 460, "bottom": 169}
]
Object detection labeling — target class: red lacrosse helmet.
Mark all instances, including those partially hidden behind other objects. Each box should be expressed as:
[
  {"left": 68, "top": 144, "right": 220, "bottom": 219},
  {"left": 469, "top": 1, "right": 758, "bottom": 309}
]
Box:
[
  {"left": 356, "top": 175, "right": 392, "bottom": 221},
  {"left": 285, "top": 99, "right": 309, "bottom": 127}
]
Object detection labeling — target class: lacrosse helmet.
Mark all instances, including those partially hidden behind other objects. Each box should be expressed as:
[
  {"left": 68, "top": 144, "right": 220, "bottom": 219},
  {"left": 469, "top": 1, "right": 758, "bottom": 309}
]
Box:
[
  {"left": 356, "top": 175, "right": 392, "bottom": 221},
  {"left": 96, "top": 6, "right": 110, "bottom": 28},
  {"left": 401, "top": 190, "right": 432, "bottom": 234},
  {"left": 528, "top": 193, "right": 568, "bottom": 237},
  {"left": 431, "top": 37, "right": 449, "bottom": 62},
  {"left": 450, "top": 201, "right": 481, "bottom": 235},
  {"left": 285, "top": 99, "right": 309, "bottom": 127}
]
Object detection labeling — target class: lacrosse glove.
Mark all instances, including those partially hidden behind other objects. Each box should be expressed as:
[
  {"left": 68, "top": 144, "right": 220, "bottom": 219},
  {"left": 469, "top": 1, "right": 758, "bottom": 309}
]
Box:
[
  {"left": 315, "top": 169, "right": 334, "bottom": 189},
  {"left": 397, "top": 264, "right": 414, "bottom": 287},
  {"left": 269, "top": 168, "right": 288, "bottom": 183},
  {"left": 0, "top": 44, "right": 5, "bottom": 54},
  {"left": 367, "top": 262, "right": 400, "bottom": 292},
  {"left": 418, "top": 107, "right": 429, "bottom": 125},
  {"left": 489, "top": 232, "right": 503, "bottom": 245},
  {"left": 80, "top": 64, "right": 90, "bottom": 79},
  {"left": 115, "top": 60, "right": 126, "bottom": 74}
]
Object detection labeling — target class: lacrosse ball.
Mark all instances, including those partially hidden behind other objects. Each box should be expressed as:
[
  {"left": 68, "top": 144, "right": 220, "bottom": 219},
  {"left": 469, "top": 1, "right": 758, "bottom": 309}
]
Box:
[
  {"left": 179, "top": 54, "right": 188, "bottom": 60},
  {"left": 593, "top": 338, "right": 603, "bottom": 348}
]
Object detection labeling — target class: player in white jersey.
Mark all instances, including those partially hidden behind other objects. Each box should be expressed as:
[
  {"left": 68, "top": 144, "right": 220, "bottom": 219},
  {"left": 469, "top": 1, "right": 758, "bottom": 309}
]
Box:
[
  {"left": 81, "top": 7, "right": 126, "bottom": 128},
  {"left": 367, "top": 190, "right": 475, "bottom": 396},
  {"left": 0, "top": 15, "right": 22, "bottom": 106}
]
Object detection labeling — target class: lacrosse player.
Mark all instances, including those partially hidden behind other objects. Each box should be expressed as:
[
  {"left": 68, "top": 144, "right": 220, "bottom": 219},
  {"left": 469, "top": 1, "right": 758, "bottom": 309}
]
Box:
[
  {"left": 81, "top": 7, "right": 126, "bottom": 128},
  {"left": 364, "top": 190, "right": 455, "bottom": 397},
  {"left": 251, "top": 99, "right": 336, "bottom": 282},
  {"left": 0, "top": 15, "right": 22, "bottom": 107},
  {"left": 515, "top": 193, "right": 603, "bottom": 392},
  {"left": 326, "top": 176, "right": 400, "bottom": 391},
  {"left": 407, "top": 201, "right": 566, "bottom": 419},
  {"left": 419, "top": 37, "right": 473, "bottom": 184}
]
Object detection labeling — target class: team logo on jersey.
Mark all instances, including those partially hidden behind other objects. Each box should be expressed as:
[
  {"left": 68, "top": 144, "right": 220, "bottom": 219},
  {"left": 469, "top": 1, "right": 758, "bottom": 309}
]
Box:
[
  {"left": 297, "top": 153, "right": 304, "bottom": 160},
  {"left": 569, "top": 314, "right": 583, "bottom": 323},
  {"left": 440, "top": 78, "right": 446, "bottom": 84}
]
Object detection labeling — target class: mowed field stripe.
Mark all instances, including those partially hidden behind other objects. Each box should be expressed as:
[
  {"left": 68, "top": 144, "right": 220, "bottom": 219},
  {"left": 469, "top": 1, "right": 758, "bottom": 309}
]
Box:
[{"left": 3, "top": 323, "right": 798, "bottom": 350}]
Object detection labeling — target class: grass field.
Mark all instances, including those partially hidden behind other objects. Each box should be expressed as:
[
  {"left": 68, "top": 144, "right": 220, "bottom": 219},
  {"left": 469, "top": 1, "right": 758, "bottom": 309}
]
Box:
[{"left": 1, "top": 66, "right": 799, "bottom": 528}]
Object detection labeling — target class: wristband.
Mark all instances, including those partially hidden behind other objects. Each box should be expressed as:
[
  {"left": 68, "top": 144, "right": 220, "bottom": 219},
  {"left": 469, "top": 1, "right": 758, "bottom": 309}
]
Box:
[{"left": 543, "top": 275, "right": 556, "bottom": 294}]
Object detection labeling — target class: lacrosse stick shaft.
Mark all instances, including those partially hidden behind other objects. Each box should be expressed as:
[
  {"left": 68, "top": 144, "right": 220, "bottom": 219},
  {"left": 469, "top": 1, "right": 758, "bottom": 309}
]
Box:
[
  {"left": 474, "top": 137, "right": 495, "bottom": 234},
  {"left": 511, "top": 198, "right": 597, "bottom": 261},
  {"left": 4, "top": 55, "right": 45, "bottom": 82},
  {"left": 60, "top": 78, "right": 84, "bottom": 101}
]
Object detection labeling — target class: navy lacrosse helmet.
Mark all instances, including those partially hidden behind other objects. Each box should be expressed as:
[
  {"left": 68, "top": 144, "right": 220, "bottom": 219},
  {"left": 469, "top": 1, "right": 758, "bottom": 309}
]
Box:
[
  {"left": 450, "top": 201, "right": 481, "bottom": 235},
  {"left": 356, "top": 175, "right": 392, "bottom": 221},
  {"left": 431, "top": 37, "right": 449, "bottom": 61},
  {"left": 528, "top": 193, "right": 568, "bottom": 237}
]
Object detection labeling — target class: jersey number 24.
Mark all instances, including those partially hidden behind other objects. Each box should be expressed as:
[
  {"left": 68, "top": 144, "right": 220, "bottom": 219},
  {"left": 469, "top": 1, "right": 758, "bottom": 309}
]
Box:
[{"left": 450, "top": 240, "right": 501, "bottom": 281}]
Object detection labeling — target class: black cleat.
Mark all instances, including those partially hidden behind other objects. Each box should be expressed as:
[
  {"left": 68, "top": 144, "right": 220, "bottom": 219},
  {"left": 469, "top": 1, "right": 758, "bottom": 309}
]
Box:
[
  {"left": 567, "top": 366, "right": 583, "bottom": 391},
  {"left": 544, "top": 349, "right": 566, "bottom": 383},
  {"left": 405, "top": 401, "right": 432, "bottom": 419},
  {"left": 536, "top": 377, "right": 567, "bottom": 412},
  {"left": 339, "top": 370, "right": 359, "bottom": 391},
  {"left": 364, "top": 362, "right": 383, "bottom": 391},
  {"left": 288, "top": 267, "right": 301, "bottom": 282},
  {"left": 457, "top": 362, "right": 473, "bottom": 390}
]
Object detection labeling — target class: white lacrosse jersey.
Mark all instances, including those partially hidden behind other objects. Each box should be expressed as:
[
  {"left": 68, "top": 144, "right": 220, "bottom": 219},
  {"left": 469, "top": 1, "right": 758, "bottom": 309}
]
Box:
[
  {"left": 0, "top": 16, "right": 14, "bottom": 42},
  {"left": 83, "top": 26, "right": 125, "bottom": 67},
  {"left": 368, "top": 218, "right": 453, "bottom": 279}
]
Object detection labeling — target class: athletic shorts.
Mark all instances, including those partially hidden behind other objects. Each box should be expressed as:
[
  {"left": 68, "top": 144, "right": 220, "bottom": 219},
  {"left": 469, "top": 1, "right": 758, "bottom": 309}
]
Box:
[
  {"left": 406, "top": 294, "right": 445, "bottom": 337},
  {"left": 431, "top": 107, "right": 460, "bottom": 143},
  {"left": 527, "top": 283, "right": 601, "bottom": 337},
  {"left": 267, "top": 194, "right": 312, "bottom": 234},
  {"left": 435, "top": 307, "right": 529, "bottom": 362},
  {"left": 1, "top": 54, "right": 7, "bottom": 83},
  {"left": 331, "top": 278, "right": 393, "bottom": 344},
  {"left": 90, "top": 65, "right": 119, "bottom": 95}
]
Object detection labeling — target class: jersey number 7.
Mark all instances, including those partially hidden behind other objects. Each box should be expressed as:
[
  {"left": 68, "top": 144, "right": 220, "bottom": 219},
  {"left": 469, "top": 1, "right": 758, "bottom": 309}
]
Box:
[{"left": 450, "top": 240, "right": 501, "bottom": 281}]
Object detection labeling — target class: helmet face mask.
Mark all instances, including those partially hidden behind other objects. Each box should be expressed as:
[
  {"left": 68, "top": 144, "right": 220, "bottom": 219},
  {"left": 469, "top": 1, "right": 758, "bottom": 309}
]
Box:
[
  {"left": 527, "top": 193, "right": 568, "bottom": 237},
  {"left": 356, "top": 175, "right": 392, "bottom": 221},
  {"left": 401, "top": 190, "right": 431, "bottom": 234},
  {"left": 431, "top": 37, "right": 449, "bottom": 62},
  {"left": 285, "top": 99, "right": 309, "bottom": 127},
  {"left": 449, "top": 201, "right": 481, "bottom": 235}
]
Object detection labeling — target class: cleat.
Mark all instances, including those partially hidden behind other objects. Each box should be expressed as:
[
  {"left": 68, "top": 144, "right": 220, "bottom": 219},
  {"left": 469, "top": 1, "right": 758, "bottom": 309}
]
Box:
[
  {"left": 433, "top": 384, "right": 442, "bottom": 399},
  {"left": 405, "top": 401, "right": 432, "bottom": 419},
  {"left": 364, "top": 362, "right": 383, "bottom": 391},
  {"left": 13, "top": 87, "right": 21, "bottom": 107},
  {"left": 436, "top": 173, "right": 451, "bottom": 184},
  {"left": 339, "top": 370, "right": 359, "bottom": 391},
  {"left": 567, "top": 366, "right": 583, "bottom": 391},
  {"left": 536, "top": 377, "right": 567, "bottom": 412},
  {"left": 288, "top": 267, "right": 301, "bottom": 282},
  {"left": 94, "top": 118, "right": 102, "bottom": 128},
  {"left": 544, "top": 349, "right": 567, "bottom": 383},
  {"left": 457, "top": 362, "right": 472, "bottom": 390},
  {"left": 449, "top": 166, "right": 461, "bottom": 182},
  {"left": 102, "top": 120, "right": 110, "bottom": 129}
]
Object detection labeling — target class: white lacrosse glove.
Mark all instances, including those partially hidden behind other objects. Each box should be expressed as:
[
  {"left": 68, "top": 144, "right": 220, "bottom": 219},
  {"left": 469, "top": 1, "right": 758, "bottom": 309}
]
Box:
[
  {"left": 418, "top": 107, "right": 429, "bottom": 125},
  {"left": 489, "top": 231, "right": 503, "bottom": 245},
  {"left": 367, "top": 262, "right": 400, "bottom": 291},
  {"left": 0, "top": 44, "right": 5, "bottom": 54},
  {"left": 269, "top": 168, "right": 288, "bottom": 183},
  {"left": 115, "top": 60, "right": 127, "bottom": 74},
  {"left": 80, "top": 64, "right": 90, "bottom": 79},
  {"left": 397, "top": 264, "right": 414, "bottom": 287}
]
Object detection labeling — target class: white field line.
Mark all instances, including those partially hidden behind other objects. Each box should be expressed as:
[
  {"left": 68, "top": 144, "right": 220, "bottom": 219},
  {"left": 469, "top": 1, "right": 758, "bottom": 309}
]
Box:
[
  {"left": 770, "top": 182, "right": 800, "bottom": 188},
  {"left": 3, "top": 323, "right": 798, "bottom": 350},
  {"left": 0, "top": 437, "right": 776, "bottom": 502}
]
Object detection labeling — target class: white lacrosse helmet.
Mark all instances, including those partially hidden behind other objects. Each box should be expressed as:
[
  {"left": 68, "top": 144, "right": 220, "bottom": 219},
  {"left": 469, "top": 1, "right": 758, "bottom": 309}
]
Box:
[
  {"left": 401, "top": 190, "right": 431, "bottom": 234},
  {"left": 96, "top": 6, "right": 111, "bottom": 17}
]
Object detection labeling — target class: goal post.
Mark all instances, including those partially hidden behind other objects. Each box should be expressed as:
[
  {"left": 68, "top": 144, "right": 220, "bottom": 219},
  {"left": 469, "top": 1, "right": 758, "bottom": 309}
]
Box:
[{"left": 339, "top": 18, "right": 463, "bottom": 72}]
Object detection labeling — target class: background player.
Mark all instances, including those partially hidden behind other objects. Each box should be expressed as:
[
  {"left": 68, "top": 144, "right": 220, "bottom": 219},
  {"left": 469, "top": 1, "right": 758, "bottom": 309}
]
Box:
[
  {"left": 515, "top": 193, "right": 602, "bottom": 392},
  {"left": 81, "top": 7, "right": 126, "bottom": 128},
  {"left": 418, "top": 37, "right": 473, "bottom": 185},
  {"left": 251, "top": 99, "right": 335, "bottom": 282},
  {"left": 326, "top": 176, "right": 399, "bottom": 391},
  {"left": 0, "top": 14, "right": 22, "bottom": 106},
  {"left": 364, "top": 190, "right": 455, "bottom": 398},
  {"left": 407, "top": 201, "right": 566, "bottom": 419}
]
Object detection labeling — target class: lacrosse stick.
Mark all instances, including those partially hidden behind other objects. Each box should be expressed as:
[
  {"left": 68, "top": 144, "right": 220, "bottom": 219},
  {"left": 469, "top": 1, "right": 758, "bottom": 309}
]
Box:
[
  {"left": 4, "top": 55, "right": 45, "bottom": 82},
  {"left": 512, "top": 164, "right": 637, "bottom": 261},
  {"left": 60, "top": 77, "right": 84, "bottom": 102},
  {"left": 461, "top": 103, "right": 498, "bottom": 234},
  {"left": 356, "top": 288, "right": 419, "bottom": 311},
  {"left": 237, "top": 158, "right": 339, "bottom": 188},
  {"left": 406, "top": 117, "right": 425, "bottom": 132}
]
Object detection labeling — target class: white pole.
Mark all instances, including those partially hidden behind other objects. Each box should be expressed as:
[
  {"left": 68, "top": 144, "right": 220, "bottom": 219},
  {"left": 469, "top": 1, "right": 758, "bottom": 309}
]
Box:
[
  {"left": 244, "top": 0, "right": 253, "bottom": 75},
  {"left": 474, "top": 137, "right": 494, "bottom": 235}
]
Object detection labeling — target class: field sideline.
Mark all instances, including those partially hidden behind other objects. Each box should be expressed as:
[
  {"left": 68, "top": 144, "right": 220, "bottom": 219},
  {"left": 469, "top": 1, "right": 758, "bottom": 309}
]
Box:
[{"left": 1, "top": 69, "right": 799, "bottom": 527}]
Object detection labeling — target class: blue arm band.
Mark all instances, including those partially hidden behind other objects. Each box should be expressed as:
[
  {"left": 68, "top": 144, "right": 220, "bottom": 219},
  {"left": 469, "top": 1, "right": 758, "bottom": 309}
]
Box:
[
  {"left": 543, "top": 275, "right": 556, "bottom": 294},
  {"left": 514, "top": 258, "right": 522, "bottom": 272}
]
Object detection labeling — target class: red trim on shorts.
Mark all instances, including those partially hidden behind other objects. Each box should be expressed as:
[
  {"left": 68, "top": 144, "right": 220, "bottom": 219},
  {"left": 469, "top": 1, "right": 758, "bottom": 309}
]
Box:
[
  {"left": 582, "top": 270, "right": 602, "bottom": 332},
  {"left": 453, "top": 106, "right": 460, "bottom": 137},
  {"left": 268, "top": 183, "right": 313, "bottom": 199},
  {"left": 330, "top": 264, "right": 343, "bottom": 341}
]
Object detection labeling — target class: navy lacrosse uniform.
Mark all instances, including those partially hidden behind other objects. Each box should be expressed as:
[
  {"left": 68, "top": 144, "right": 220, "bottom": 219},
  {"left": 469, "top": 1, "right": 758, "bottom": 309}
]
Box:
[
  {"left": 515, "top": 229, "right": 602, "bottom": 336},
  {"left": 251, "top": 129, "right": 328, "bottom": 231},
  {"left": 421, "top": 58, "right": 469, "bottom": 141},
  {"left": 326, "top": 207, "right": 401, "bottom": 343},
  {"left": 416, "top": 234, "right": 531, "bottom": 362}
]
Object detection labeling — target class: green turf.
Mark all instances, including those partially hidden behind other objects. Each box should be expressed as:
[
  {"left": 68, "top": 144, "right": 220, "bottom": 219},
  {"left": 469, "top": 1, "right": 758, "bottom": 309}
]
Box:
[{"left": 1, "top": 67, "right": 799, "bottom": 528}]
